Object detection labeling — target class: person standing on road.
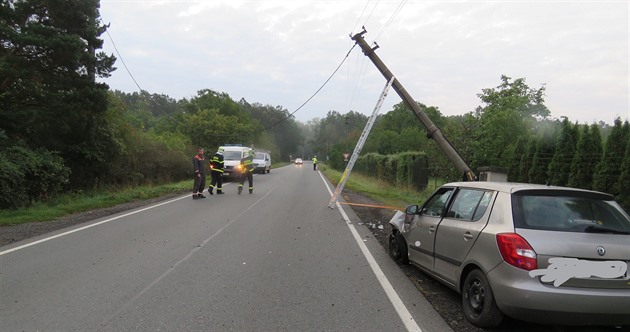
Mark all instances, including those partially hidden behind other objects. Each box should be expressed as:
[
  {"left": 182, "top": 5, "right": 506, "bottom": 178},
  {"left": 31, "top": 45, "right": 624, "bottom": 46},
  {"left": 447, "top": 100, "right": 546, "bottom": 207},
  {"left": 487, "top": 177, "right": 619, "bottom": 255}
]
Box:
[
  {"left": 238, "top": 149, "right": 255, "bottom": 194},
  {"left": 192, "top": 148, "right": 206, "bottom": 199},
  {"left": 208, "top": 147, "right": 225, "bottom": 195},
  {"left": 312, "top": 155, "right": 318, "bottom": 171}
]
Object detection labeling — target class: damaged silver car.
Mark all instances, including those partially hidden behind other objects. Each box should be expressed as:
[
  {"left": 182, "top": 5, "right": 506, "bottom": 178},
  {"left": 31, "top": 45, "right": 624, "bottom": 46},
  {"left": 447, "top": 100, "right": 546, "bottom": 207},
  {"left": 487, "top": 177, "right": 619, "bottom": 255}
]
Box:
[{"left": 389, "top": 181, "right": 630, "bottom": 328}]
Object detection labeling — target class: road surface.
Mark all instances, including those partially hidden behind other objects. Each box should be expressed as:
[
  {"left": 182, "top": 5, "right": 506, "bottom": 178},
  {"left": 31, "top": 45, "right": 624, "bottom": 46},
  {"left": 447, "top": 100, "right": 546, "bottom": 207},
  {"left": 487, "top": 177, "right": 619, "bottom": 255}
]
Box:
[{"left": 1, "top": 163, "right": 451, "bottom": 331}]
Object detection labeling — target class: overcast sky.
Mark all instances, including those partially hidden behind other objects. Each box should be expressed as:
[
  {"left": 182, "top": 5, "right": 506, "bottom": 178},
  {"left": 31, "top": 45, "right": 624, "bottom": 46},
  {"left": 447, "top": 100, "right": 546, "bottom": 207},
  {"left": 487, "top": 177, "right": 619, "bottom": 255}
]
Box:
[{"left": 98, "top": 0, "right": 629, "bottom": 125}]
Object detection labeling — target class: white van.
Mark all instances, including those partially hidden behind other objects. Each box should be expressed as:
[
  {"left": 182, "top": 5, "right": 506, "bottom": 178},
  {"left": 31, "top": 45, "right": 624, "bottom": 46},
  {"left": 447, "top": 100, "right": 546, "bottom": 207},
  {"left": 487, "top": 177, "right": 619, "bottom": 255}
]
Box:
[
  {"left": 220, "top": 145, "right": 253, "bottom": 179},
  {"left": 253, "top": 151, "right": 271, "bottom": 174}
]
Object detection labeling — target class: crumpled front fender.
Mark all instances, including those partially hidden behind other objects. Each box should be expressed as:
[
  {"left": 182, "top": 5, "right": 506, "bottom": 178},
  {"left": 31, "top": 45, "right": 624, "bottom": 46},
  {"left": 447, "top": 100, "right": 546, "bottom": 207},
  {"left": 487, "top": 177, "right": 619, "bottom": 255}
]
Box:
[{"left": 388, "top": 210, "right": 406, "bottom": 233}]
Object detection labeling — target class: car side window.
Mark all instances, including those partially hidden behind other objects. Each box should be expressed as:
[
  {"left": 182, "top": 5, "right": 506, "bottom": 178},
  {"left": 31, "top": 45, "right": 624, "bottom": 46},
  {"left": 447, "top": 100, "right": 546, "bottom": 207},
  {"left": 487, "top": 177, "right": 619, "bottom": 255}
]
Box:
[
  {"left": 472, "top": 191, "right": 493, "bottom": 221},
  {"left": 446, "top": 189, "right": 492, "bottom": 221},
  {"left": 421, "top": 188, "right": 453, "bottom": 217}
]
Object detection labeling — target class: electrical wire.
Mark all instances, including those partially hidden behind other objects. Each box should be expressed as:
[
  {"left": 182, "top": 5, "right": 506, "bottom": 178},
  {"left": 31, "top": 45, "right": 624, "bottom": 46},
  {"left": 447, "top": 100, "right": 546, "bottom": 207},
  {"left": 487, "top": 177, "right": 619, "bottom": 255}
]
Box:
[
  {"left": 259, "top": 43, "right": 358, "bottom": 132},
  {"left": 101, "top": 18, "right": 144, "bottom": 94},
  {"left": 101, "top": 15, "right": 358, "bottom": 138},
  {"left": 351, "top": 0, "right": 372, "bottom": 36},
  {"left": 375, "top": 0, "right": 408, "bottom": 42}
]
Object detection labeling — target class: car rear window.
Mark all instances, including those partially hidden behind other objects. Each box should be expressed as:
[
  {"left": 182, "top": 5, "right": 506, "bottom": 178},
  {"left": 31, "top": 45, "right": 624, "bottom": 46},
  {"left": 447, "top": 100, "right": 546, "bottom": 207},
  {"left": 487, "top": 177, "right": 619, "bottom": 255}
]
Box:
[{"left": 512, "top": 190, "right": 630, "bottom": 234}]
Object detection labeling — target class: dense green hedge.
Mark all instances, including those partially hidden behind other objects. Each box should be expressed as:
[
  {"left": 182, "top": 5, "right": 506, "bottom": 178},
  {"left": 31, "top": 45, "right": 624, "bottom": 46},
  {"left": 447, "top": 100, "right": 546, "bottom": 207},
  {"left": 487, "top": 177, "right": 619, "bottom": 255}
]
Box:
[
  {"left": 0, "top": 146, "right": 71, "bottom": 209},
  {"left": 350, "top": 152, "right": 429, "bottom": 190}
]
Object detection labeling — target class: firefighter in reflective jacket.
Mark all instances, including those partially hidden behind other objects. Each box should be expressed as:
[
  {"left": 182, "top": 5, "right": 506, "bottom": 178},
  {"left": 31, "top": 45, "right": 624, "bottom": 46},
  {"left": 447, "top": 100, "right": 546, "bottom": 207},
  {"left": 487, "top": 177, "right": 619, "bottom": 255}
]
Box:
[
  {"left": 208, "top": 147, "right": 224, "bottom": 195},
  {"left": 238, "top": 149, "right": 255, "bottom": 194}
]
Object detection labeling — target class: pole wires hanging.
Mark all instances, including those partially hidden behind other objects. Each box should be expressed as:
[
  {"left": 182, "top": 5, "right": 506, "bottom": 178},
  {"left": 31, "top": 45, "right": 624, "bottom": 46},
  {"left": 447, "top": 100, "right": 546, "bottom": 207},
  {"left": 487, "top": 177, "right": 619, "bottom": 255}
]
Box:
[
  {"left": 260, "top": 43, "right": 358, "bottom": 132},
  {"left": 100, "top": 17, "right": 144, "bottom": 94},
  {"left": 375, "top": 0, "right": 408, "bottom": 42}
]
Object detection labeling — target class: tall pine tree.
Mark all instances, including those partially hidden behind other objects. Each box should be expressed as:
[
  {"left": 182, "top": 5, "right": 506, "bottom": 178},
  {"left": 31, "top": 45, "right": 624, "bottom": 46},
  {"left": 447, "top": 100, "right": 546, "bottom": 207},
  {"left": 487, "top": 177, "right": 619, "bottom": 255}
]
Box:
[
  {"left": 548, "top": 118, "right": 578, "bottom": 186},
  {"left": 508, "top": 136, "right": 527, "bottom": 182},
  {"left": 568, "top": 124, "right": 602, "bottom": 190},
  {"left": 518, "top": 136, "right": 537, "bottom": 183},
  {"left": 593, "top": 118, "right": 630, "bottom": 195},
  {"left": 615, "top": 135, "right": 630, "bottom": 212},
  {"left": 0, "top": 0, "right": 116, "bottom": 188},
  {"left": 529, "top": 127, "right": 557, "bottom": 185}
]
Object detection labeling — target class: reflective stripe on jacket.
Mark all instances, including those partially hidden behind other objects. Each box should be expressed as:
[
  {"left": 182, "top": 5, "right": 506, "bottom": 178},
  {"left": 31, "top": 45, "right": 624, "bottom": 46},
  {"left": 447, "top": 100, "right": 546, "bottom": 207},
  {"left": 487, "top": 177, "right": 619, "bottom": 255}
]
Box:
[
  {"left": 211, "top": 153, "right": 224, "bottom": 173},
  {"left": 241, "top": 155, "right": 254, "bottom": 172}
]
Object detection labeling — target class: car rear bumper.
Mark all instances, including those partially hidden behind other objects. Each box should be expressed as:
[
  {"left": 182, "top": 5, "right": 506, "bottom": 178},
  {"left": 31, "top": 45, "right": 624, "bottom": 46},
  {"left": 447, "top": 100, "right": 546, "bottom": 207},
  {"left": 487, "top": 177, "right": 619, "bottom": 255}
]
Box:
[{"left": 488, "top": 263, "right": 630, "bottom": 326}]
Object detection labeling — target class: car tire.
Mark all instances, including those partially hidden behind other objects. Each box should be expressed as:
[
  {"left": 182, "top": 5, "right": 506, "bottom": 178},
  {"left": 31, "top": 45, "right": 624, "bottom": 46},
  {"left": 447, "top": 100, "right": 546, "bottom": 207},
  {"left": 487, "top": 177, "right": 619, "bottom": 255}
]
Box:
[
  {"left": 388, "top": 232, "right": 409, "bottom": 265},
  {"left": 462, "top": 269, "right": 503, "bottom": 328}
]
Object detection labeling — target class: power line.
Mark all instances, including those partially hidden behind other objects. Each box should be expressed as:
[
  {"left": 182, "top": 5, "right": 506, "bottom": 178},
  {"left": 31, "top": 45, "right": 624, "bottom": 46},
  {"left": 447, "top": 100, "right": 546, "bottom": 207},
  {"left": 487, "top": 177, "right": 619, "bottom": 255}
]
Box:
[
  {"left": 100, "top": 14, "right": 356, "bottom": 137},
  {"left": 351, "top": 0, "right": 372, "bottom": 35},
  {"left": 375, "top": 0, "right": 408, "bottom": 42},
  {"left": 260, "top": 43, "right": 358, "bottom": 132},
  {"left": 100, "top": 17, "right": 144, "bottom": 94}
]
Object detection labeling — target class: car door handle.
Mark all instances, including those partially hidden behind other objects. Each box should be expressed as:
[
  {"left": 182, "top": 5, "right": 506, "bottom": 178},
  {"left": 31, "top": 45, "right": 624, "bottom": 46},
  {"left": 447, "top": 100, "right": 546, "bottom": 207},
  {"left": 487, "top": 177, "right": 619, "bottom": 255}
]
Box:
[
  {"left": 463, "top": 232, "right": 474, "bottom": 240},
  {"left": 428, "top": 225, "right": 437, "bottom": 233}
]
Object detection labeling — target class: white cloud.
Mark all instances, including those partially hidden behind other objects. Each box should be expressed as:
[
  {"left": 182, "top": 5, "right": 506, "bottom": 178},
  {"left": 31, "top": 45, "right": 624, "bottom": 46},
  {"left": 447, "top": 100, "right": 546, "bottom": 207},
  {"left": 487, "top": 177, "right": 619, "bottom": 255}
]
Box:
[{"left": 98, "top": 0, "right": 629, "bottom": 124}]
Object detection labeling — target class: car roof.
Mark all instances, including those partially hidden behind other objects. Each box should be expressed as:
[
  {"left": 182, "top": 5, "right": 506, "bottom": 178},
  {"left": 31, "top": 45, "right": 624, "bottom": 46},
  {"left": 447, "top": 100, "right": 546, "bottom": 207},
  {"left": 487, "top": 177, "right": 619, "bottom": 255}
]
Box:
[{"left": 442, "top": 181, "right": 612, "bottom": 197}]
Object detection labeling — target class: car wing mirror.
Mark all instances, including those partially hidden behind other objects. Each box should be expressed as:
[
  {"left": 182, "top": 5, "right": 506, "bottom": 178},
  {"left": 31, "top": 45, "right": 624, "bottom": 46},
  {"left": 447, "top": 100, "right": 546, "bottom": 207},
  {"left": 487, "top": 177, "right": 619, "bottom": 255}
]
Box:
[
  {"left": 405, "top": 205, "right": 419, "bottom": 215},
  {"left": 405, "top": 205, "right": 420, "bottom": 224}
]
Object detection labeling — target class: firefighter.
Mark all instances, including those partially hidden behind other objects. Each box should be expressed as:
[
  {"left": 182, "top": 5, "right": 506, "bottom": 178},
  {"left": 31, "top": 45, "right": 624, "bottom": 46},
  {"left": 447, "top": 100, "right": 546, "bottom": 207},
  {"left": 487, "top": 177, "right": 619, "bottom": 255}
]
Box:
[
  {"left": 192, "top": 148, "right": 206, "bottom": 199},
  {"left": 208, "top": 147, "right": 225, "bottom": 195},
  {"left": 312, "top": 155, "right": 318, "bottom": 171},
  {"left": 238, "top": 149, "right": 255, "bottom": 194}
]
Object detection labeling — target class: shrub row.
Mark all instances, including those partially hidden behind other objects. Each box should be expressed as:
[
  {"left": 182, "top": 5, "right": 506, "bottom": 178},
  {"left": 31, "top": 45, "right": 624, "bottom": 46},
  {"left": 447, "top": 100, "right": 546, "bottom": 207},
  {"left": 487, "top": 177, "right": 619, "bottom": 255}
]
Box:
[
  {"left": 0, "top": 146, "right": 71, "bottom": 209},
  {"left": 353, "top": 152, "right": 429, "bottom": 190}
]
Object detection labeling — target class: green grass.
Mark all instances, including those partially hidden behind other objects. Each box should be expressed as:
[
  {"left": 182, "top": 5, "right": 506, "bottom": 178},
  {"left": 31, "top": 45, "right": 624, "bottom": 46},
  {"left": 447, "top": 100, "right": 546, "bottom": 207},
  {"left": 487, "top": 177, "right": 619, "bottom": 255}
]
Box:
[
  {"left": 319, "top": 164, "right": 436, "bottom": 211},
  {"left": 0, "top": 162, "right": 438, "bottom": 226},
  {"left": 0, "top": 181, "right": 192, "bottom": 226}
]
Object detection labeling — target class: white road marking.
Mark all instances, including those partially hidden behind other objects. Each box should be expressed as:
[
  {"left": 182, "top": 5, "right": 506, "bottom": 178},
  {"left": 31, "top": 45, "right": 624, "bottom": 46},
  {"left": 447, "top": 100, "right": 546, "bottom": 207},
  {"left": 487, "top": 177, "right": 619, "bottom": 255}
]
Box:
[
  {"left": 0, "top": 195, "right": 191, "bottom": 256},
  {"left": 2, "top": 168, "right": 422, "bottom": 331},
  {"left": 318, "top": 171, "right": 422, "bottom": 332}
]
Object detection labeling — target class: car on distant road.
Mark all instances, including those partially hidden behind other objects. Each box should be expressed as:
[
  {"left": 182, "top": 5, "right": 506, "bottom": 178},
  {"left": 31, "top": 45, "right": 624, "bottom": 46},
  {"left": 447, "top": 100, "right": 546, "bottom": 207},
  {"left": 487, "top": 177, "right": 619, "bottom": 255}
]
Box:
[
  {"left": 294, "top": 158, "right": 303, "bottom": 165},
  {"left": 389, "top": 181, "right": 630, "bottom": 328}
]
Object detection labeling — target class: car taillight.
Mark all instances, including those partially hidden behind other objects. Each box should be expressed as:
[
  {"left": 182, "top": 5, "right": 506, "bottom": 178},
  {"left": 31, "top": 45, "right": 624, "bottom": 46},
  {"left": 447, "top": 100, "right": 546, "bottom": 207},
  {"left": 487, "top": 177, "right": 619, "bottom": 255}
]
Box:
[{"left": 496, "top": 233, "right": 537, "bottom": 271}]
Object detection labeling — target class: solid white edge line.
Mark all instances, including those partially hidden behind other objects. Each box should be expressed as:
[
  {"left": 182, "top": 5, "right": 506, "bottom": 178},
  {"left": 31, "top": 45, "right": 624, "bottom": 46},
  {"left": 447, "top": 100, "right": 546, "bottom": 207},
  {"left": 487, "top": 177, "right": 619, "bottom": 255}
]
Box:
[
  {"left": 0, "top": 195, "right": 191, "bottom": 256},
  {"left": 2, "top": 168, "right": 421, "bottom": 331},
  {"left": 317, "top": 171, "right": 421, "bottom": 332}
]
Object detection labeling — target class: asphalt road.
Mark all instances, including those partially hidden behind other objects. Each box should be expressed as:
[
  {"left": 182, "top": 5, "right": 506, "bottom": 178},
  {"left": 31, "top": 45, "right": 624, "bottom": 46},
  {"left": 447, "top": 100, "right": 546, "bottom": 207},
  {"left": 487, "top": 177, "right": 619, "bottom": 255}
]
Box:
[{"left": 0, "top": 163, "right": 452, "bottom": 331}]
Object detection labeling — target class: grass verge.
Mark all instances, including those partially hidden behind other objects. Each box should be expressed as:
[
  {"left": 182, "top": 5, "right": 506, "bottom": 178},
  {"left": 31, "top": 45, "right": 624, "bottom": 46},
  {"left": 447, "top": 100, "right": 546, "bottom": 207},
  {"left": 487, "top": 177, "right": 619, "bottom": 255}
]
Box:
[
  {"left": 1, "top": 162, "right": 435, "bottom": 226},
  {"left": 319, "top": 164, "right": 434, "bottom": 211},
  {"left": 0, "top": 181, "right": 192, "bottom": 226}
]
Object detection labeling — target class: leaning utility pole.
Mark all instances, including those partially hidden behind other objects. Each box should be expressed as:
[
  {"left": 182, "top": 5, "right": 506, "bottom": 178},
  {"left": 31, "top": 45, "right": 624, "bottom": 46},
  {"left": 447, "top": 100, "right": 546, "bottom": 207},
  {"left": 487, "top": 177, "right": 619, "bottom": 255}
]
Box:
[{"left": 351, "top": 28, "right": 476, "bottom": 181}]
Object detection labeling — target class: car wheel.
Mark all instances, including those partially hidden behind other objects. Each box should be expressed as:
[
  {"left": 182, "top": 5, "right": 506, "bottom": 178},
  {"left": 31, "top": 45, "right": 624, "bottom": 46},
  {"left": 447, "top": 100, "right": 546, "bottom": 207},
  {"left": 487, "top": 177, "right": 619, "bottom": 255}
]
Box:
[
  {"left": 388, "top": 232, "right": 409, "bottom": 264},
  {"left": 462, "top": 269, "right": 503, "bottom": 328}
]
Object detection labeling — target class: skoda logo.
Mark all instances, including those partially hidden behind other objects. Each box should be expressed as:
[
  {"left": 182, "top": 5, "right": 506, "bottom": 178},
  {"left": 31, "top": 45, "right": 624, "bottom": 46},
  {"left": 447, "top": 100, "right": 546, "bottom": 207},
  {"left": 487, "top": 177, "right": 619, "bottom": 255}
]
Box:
[{"left": 596, "top": 246, "right": 606, "bottom": 256}]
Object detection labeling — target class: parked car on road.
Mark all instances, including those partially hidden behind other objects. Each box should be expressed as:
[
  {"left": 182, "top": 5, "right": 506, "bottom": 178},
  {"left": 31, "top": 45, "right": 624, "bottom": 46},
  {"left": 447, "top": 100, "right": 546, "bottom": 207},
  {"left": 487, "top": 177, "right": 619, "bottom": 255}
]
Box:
[
  {"left": 253, "top": 151, "right": 271, "bottom": 174},
  {"left": 220, "top": 145, "right": 252, "bottom": 179},
  {"left": 389, "top": 181, "right": 630, "bottom": 328}
]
